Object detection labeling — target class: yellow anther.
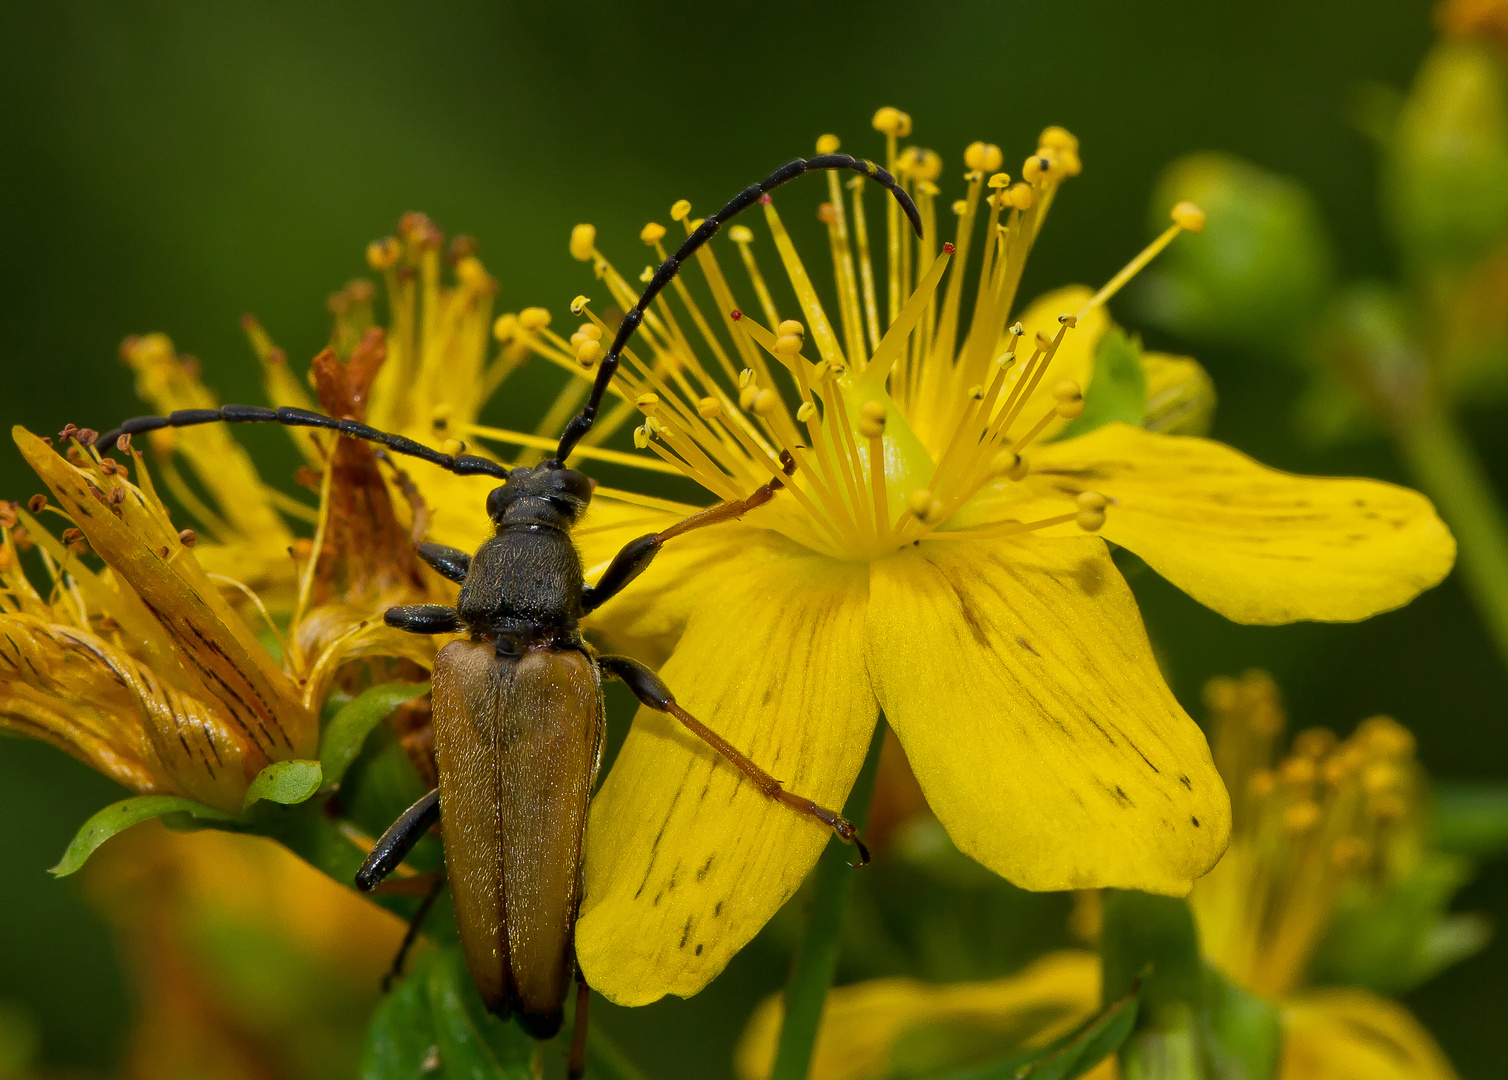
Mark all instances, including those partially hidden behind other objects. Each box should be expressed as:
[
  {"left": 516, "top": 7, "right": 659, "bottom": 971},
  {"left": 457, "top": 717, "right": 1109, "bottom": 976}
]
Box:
[
  {"left": 570, "top": 224, "right": 597, "bottom": 261},
  {"left": 670, "top": 199, "right": 692, "bottom": 221},
  {"left": 916, "top": 180, "right": 940, "bottom": 197},
  {"left": 1281, "top": 756, "right": 1317, "bottom": 786},
  {"left": 1038, "top": 126, "right": 1080, "bottom": 154},
  {"left": 1054, "top": 382, "right": 1085, "bottom": 418},
  {"left": 739, "top": 384, "right": 760, "bottom": 411},
  {"left": 639, "top": 266, "right": 654, "bottom": 283},
  {"left": 1059, "top": 313, "right": 1079, "bottom": 328},
  {"left": 796, "top": 402, "right": 817, "bottom": 423},
  {"left": 963, "top": 141, "right": 1003, "bottom": 174},
  {"left": 871, "top": 106, "right": 912, "bottom": 137},
  {"left": 1248, "top": 770, "right": 1276, "bottom": 800},
  {"left": 811, "top": 361, "right": 831, "bottom": 381},
  {"left": 1022, "top": 154, "right": 1054, "bottom": 183},
  {"left": 993, "top": 452, "right": 1029, "bottom": 481},
  {"left": 455, "top": 257, "right": 490, "bottom": 289},
  {"left": 774, "top": 333, "right": 803, "bottom": 355},
  {"left": 753, "top": 389, "right": 780, "bottom": 415},
  {"left": 633, "top": 426, "right": 649, "bottom": 449},
  {"left": 576, "top": 322, "right": 602, "bottom": 341},
  {"left": 967, "top": 384, "right": 984, "bottom": 400},
  {"left": 907, "top": 488, "right": 935, "bottom": 518},
  {"left": 739, "top": 368, "right": 755, "bottom": 388},
  {"left": 1076, "top": 491, "right": 1108, "bottom": 512},
  {"left": 492, "top": 313, "right": 519, "bottom": 342},
  {"left": 576, "top": 339, "right": 602, "bottom": 367},
  {"left": 816, "top": 133, "right": 841, "bottom": 154},
  {"left": 366, "top": 236, "right": 401, "bottom": 270},
  {"left": 1171, "top": 201, "right": 1207, "bottom": 232},
  {"left": 1283, "top": 801, "right": 1322, "bottom": 834},
  {"left": 897, "top": 146, "right": 922, "bottom": 174},
  {"left": 430, "top": 403, "right": 453, "bottom": 428},
  {"left": 858, "top": 401, "right": 887, "bottom": 439},
  {"left": 636, "top": 392, "right": 660, "bottom": 408},
  {"left": 1058, "top": 149, "right": 1083, "bottom": 177},
  {"left": 1362, "top": 761, "right": 1403, "bottom": 796},
  {"left": 987, "top": 172, "right": 1013, "bottom": 189},
  {"left": 777, "top": 319, "right": 805, "bottom": 338},
  {"left": 729, "top": 225, "right": 755, "bottom": 243},
  {"left": 442, "top": 439, "right": 466, "bottom": 457},
  {"left": 860, "top": 400, "right": 887, "bottom": 422},
  {"left": 1293, "top": 729, "right": 1337, "bottom": 759},
  {"left": 1035, "top": 330, "right": 1052, "bottom": 349},
  {"left": 818, "top": 203, "right": 839, "bottom": 224},
  {"left": 911, "top": 149, "right": 943, "bottom": 182},
  {"left": 1008, "top": 183, "right": 1035, "bottom": 210},
  {"left": 951, "top": 199, "right": 968, "bottom": 215},
  {"left": 1075, "top": 508, "right": 1105, "bottom": 532},
  {"left": 994, "top": 351, "right": 1016, "bottom": 369},
  {"left": 570, "top": 295, "right": 590, "bottom": 315},
  {"left": 640, "top": 222, "right": 667, "bottom": 245},
  {"left": 645, "top": 416, "right": 663, "bottom": 436},
  {"left": 519, "top": 307, "right": 552, "bottom": 331},
  {"left": 697, "top": 396, "right": 722, "bottom": 419}
]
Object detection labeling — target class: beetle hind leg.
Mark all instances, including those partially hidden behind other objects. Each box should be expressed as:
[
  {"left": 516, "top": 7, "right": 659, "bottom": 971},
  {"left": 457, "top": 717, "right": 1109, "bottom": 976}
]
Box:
[
  {"left": 383, "top": 876, "right": 445, "bottom": 992},
  {"left": 599, "top": 654, "right": 870, "bottom": 865},
  {"left": 567, "top": 964, "right": 590, "bottom": 1079}
]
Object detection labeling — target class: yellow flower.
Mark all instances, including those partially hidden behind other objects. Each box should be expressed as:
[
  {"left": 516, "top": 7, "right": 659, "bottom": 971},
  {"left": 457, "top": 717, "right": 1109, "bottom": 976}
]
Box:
[
  {"left": 521, "top": 111, "right": 1453, "bottom": 1005},
  {"left": 1, "top": 432, "right": 319, "bottom": 811},
  {"left": 735, "top": 673, "right": 1461, "bottom": 1080}
]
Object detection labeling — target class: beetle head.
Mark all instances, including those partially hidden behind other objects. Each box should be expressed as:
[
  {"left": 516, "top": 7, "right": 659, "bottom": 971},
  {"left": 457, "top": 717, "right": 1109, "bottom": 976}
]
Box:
[{"left": 486, "top": 464, "right": 594, "bottom": 527}]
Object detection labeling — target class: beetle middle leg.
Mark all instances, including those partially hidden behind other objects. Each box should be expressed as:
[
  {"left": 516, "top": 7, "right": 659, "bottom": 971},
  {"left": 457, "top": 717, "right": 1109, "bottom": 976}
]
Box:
[
  {"left": 382, "top": 875, "right": 446, "bottom": 992},
  {"left": 357, "top": 787, "right": 440, "bottom": 891},
  {"left": 598, "top": 654, "right": 870, "bottom": 865}
]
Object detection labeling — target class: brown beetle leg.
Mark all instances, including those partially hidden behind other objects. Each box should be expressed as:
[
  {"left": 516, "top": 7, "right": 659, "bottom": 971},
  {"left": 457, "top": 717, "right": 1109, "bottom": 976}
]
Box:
[
  {"left": 599, "top": 654, "right": 869, "bottom": 865},
  {"left": 567, "top": 965, "right": 590, "bottom": 1079},
  {"left": 582, "top": 465, "right": 789, "bottom": 613},
  {"left": 383, "top": 876, "right": 445, "bottom": 992}
]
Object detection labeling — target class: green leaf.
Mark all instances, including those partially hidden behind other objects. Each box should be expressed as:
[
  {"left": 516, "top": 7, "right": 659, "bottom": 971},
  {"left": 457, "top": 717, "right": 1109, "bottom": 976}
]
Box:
[
  {"left": 361, "top": 946, "right": 535, "bottom": 1080},
  {"left": 1101, "top": 891, "right": 1202, "bottom": 1029},
  {"left": 1057, "top": 329, "right": 1147, "bottom": 440},
  {"left": 49, "top": 795, "right": 235, "bottom": 877},
  {"left": 1435, "top": 781, "right": 1508, "bottom": 857},
  {"left": 1199, "top": 963, "right": 1280, "bottom": 1080},
  {"left": 319, "top": 681, "right": 430, "bottom": 788},
  {"left": 242, "top": 759, "right": 323, "bottom": 810},
  {"left": 927, "top": 989, "right": 1139, "bottom": 1080}
]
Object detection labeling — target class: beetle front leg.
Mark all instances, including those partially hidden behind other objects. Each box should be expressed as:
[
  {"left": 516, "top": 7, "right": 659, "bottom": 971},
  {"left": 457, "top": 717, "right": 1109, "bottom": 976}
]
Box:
[
  {"left": 384, "top": 604, "right": 460, "bottom": 634},
  {"left": 416, "top": 542, "right": 471, "bottom": 583},
  {"left": 357, "top": 787, "right": 441, "bottom": 891},
  {"left": 598, "top": 654, "right": 869, "bottom": 865}
]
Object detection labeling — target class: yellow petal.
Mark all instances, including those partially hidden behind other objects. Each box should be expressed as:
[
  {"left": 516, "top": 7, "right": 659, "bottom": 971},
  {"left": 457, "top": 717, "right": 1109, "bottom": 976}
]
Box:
[
  {"left": 576, "top": 540, "right": 876, "bottom": 1005},
  {"left": 865, "top": 536, "right": 1229, "bottom": 894},
  {"left": 15, "top": 428, "right": 317, "bottom": 763},
  {"left": 1029, "top": 423, "right": 1455, "bottom": 624},
  {"left": 734, "top": 951, "right": 1100, "bottom": 1080},
  {"left": 1281, "top": 990, "right": 1459, "bottom": 1080}
]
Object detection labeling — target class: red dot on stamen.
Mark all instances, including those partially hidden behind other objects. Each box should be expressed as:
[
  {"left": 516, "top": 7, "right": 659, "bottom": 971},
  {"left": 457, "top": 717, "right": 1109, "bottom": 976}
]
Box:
[
  {"left": 943, "top": 242, "right": 956, "bottom": 254},
  {"left": 759, "top": 193, "right": 772, "bottom": 204},
  {"left": 730, "top": 309, "right": 743, "bottom": 320}
]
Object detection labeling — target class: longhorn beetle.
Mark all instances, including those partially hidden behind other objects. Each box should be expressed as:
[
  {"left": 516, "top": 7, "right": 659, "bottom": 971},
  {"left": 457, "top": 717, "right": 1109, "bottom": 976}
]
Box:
[{"left": 99, "top": 153, "right": 922, "bottom": 1075}]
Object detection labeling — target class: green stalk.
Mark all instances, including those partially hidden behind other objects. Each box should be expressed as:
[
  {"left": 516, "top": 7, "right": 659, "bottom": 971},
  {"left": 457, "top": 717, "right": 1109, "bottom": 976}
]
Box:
[
  {"left": 1396, "top": 403, "right": 1508, "bottom": 667},
  {"left": 767, "top": 718, "right": 888, "bottom": 1080}
]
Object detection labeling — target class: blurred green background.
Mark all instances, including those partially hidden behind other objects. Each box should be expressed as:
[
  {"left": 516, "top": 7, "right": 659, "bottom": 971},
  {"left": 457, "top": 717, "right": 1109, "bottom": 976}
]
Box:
[{"left": 3, "top": 0, "right": 1505, "bottom": 1077}]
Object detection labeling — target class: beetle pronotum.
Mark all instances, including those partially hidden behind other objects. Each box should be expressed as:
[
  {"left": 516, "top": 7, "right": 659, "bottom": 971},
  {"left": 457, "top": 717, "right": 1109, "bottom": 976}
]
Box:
[{"left": 97, "top": 153, "right": 922, "bottom": 1076}]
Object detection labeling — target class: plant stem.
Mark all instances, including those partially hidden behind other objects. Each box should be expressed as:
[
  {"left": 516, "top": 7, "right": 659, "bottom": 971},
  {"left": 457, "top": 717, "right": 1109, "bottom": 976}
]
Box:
[
  {"left": 1396, "top": 404, "right": 1508, "bottom": 668},
  {"left": 768, "top": 718, "right": 887, "bottom": 1080}
]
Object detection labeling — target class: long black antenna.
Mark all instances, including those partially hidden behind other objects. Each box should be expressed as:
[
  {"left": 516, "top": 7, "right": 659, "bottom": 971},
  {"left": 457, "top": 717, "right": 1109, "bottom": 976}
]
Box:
[
  {"left": 98, "top": 405, "right": 510, "bottom": 480},
  {"left": 550, "top": 152, "right": 923, "bottom": 464}
]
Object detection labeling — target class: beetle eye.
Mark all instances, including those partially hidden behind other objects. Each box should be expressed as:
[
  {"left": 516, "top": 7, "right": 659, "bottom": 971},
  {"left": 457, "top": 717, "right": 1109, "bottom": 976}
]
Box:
[{"left": 553, "top": 469, "right": 593, "bottom": 505}]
